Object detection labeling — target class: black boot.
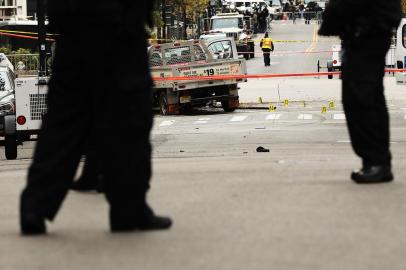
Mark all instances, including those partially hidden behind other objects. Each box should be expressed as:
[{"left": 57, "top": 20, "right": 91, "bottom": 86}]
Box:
[
  {"left": 110, "top": 204, "right": 172, "bottom": 232},
  {"left": 20, "top": 214, "right": 46, "bottom": 236},
  {"left": 351, "top": 165, "right": 394, "bottom": 184}
]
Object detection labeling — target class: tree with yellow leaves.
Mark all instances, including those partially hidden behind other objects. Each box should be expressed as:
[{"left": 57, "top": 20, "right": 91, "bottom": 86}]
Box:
[{"left": 168, "top": 0, "right": 209, "bottom": 38}]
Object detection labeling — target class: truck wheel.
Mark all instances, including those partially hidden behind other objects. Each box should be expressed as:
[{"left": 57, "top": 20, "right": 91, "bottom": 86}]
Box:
[
  {"left": 5, "top": 134, "right": 17, "bottom": 160},
  {"left": 327, "top": 67, "right": 333, "bottom": 79},
  {"left": 181, "top": 104, "right": 193, "bottom": 114},
  {"left": 159, "top": 92, "right": 169, "bottom": 115},
  {"left": 327, "top": 60, "right": 334, "bottom": 79},
  {"left": 221, "top": 100, "right": 236, "bottom": 112}
]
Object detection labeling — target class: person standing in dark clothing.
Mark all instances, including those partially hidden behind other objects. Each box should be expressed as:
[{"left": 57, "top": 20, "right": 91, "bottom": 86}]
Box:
[
  {"left": 20, "top": 0, "right": 172, "bottom": 235},
  {"left": 319, "top": 0, "right": 402, "bottom": 184}
]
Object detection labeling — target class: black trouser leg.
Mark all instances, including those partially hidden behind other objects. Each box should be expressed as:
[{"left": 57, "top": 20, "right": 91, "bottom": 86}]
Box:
[
  {"left": 342, "top": 36, "right": 391, "bottom": 166},
  {"left": 21, "top": 71, "right": 90, "bottom": 221},
  {"left": 263, "top": 49, "right": 271, "bottom": 66},
  {"left": 98, "top": 85, "right": 153, "bottom": 223}
]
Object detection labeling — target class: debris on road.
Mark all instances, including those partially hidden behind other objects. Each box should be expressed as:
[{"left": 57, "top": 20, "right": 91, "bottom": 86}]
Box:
[{"left": 256, "top": 146, "right": 270, "bottom": 153}]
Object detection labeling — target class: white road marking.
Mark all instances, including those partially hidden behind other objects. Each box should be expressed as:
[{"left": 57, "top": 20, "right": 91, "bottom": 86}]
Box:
[
  {"left": 298, "top": 114, "right": 313, "bottom": 120},
  {"left": 266, "top": 113, "right": 282, "bottom": 120},
  {"left": 194, "top": 118, "right": 211, "bottom": 124},
  {"left": 159, "top": 120, "right": 175, "bottom": 127},
  {"left": 230, "top": 116, "right": 248, "bottom": 122},
  {"left": 333, "top": 113, "right": 346, "bottom": 120},
  {"left": 404, "top": 114, "right": 406, "bottom": 120}
]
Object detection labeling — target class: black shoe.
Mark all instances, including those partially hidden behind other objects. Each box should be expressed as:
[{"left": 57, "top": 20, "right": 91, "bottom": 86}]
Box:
[
  {"left": 21, "top": 214, "right": 46, "bottom": 236},
  {"left": 71, "top": 179, "right": 103, "bottom": 193},
  {"left": 110, "top": 205, "right": 172, "bottom": 232},
  {"left": 351, "top": 165, "right": 394, "bottom": 184},
  {"left": 111, "top": 215, "right": 172, "bottom": 232}
]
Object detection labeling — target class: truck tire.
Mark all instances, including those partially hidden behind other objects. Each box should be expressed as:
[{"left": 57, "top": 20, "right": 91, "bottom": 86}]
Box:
[
  {"left": 327, "top": 67, "right": 333, "bottom": 79},
  {"left": 181, "top": 104, "right": 193, "bottom": 114},
  {"left": 327, "top": 61, "right": 333, "bottom": 79},
  {"left": 221, "top": 100, "right": 236, "bottom": 112},
  {"left": 5, "top": 134, "right": 17, "bottom": 160},
  {"left": 159, "top": 92, "right": 169, "bottom": 115}
]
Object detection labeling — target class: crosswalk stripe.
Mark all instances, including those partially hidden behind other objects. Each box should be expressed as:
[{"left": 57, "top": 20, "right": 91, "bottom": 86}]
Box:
[
  {"left": 159, "top": 120, "right": 175, "bottom": 127},
  {"left": 266, "top": 113, "right": 282, "bottom": 120},
  {"left": 230, "top": 116, "right": 248, "bottom": 122},
  {"left": 194, "top": 118, "right": 211, "bottom": 124},
  {"left": 333, "top": 113, "right": 346, "bottom": 120},
  {"left": 298, "top": 114, "right": 313, "bottom": 120}
]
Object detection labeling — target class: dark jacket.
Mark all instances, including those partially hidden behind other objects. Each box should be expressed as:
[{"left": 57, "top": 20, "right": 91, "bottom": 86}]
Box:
[{"left": 319, "top": 0, "right": 402, "bottom": 38}]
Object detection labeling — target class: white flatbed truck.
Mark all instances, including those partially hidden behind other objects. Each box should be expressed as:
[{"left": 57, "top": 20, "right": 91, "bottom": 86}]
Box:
[{"left": 149, "top": 38, "right": 247, "bottom": 115}]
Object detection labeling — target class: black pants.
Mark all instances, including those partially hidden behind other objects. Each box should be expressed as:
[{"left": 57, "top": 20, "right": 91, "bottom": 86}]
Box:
[
  {"left": 263, "top": 48, "right": 271, "bottom": 66},
  {"left": 20, "top": 34, "right": 153, "bottom": 221},
  {"left": 341, "top": 34, "right": 392, "bottom": 166}
]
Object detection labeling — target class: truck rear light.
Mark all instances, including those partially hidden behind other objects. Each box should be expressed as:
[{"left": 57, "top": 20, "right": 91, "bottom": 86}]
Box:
[
  {"left": 333, "top": 60, "right": 337, "bottom": 64},
  {"left": 17, "top": 115, "right": 26, "bottom": 125}
]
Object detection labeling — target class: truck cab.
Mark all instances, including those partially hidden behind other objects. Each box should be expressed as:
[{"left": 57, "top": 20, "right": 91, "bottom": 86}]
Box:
[{"left": 203, "top": 13, "right": 256, "bottom": 60}]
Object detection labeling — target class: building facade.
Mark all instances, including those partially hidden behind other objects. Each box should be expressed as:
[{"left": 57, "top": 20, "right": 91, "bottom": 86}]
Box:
[{"left": 0, "top": 0, "right": 27, "bottom": 20}]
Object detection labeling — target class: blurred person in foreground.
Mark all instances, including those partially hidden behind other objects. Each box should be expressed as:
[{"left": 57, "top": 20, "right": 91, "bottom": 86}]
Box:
[
  {"left": 20, "top": 0, "right": 172, "bottom": 235},
  {"left": 319, "top": 0, "right": 401, "bottom": 183}
]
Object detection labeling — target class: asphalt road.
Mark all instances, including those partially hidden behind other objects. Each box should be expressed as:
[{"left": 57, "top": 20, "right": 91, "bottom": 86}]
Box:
[
  {"left": 1, "top": 21, "right": 406, "bottom": 270},
  {"left": 248, "top": 20, "right": 339, "bottom": 74}
]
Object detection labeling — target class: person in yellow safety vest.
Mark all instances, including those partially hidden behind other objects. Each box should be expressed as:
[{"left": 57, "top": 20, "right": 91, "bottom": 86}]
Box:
[{"left": 260, "top": 32, "right": 274, "bottom": 67}]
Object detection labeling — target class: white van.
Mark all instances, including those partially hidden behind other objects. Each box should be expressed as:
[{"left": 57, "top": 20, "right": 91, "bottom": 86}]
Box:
[
  {"left": 395, "top": 18, "right": 406, "bottom": 84},
  {"left": 226, "top": 0, "right": 268, "bottom": 13}
]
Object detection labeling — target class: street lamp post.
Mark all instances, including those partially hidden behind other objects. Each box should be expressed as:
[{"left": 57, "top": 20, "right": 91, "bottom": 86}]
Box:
[
  {"left": 37, "top": 0, "right": 47, "bottom": 76},
  {"left": 162, "top": 0, "right": 167, "bottom": 41}
]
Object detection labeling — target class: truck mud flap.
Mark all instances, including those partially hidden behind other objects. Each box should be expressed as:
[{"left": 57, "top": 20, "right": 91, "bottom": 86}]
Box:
[{"left": 4, "top": 115, "right": 16, "bottom": 135}]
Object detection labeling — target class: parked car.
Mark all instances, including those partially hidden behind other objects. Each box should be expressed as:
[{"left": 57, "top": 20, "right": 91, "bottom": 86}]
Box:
[{"left": 0, "top": 65, "right": 15, "bottom": 137}]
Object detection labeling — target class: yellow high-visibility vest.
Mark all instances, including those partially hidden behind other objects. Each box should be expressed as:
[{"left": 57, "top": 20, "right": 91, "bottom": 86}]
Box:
[{"left": 261, "top": 38, "right": 272, "bottom": 49}]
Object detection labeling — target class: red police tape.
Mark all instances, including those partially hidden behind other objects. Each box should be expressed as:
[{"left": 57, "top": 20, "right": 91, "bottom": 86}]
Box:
[
  {"left": 153, "top": 69, "right": 406, "bottom": 82},
  {"left": 0, "top": 31, "right": 55, "bottom": 42},
  {"left": 238, "top": 50, "right": 338, "bottom": 55}
]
